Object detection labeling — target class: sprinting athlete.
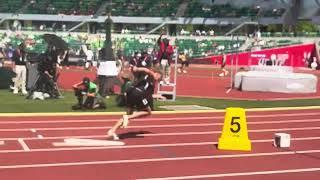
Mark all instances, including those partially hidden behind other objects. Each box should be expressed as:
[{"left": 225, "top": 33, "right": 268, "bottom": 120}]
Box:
[{"left": 107, "top": 66, "right": 164, "bottom": 140}]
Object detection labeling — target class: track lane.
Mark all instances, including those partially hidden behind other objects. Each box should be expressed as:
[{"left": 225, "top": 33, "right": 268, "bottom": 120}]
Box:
[
  {"left": 0, "top": 128, "right": 316, "bottom": 149},
  {"left": 0, "top": 120, "right": 320, "bottom": 139},
  {"left": 0, "top": 135, "right": 319, "bottom": 165},
  {"left": 0, "top": 151, "right": 319, "bottom": 180},
  {"left": 1, "top": 115, "right": 320, "bottom": 129},
  {"left": 1, "top": 108, "right": 320, "bottom": 123},
  {"left": 0, "top": 109, "right": 319, "bottom": 179}
]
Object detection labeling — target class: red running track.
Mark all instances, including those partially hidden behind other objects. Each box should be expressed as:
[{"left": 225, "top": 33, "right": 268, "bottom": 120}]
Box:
[
  {"left": 56, "top": 65, "right": 320, "bottom": 100},
  {"left": 0, "top": 109, "right": 320, "bottom": 180}
]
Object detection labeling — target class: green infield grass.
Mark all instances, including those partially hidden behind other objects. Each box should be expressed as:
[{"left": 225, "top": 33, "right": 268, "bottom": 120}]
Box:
[{"left": 1, "top": 90, "right": 320, "bottom": 113}]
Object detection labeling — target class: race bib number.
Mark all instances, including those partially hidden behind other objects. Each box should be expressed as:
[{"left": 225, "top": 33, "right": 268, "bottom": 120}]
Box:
[{"left": 142, "top": 98, "right": 148, "bottom": 105}]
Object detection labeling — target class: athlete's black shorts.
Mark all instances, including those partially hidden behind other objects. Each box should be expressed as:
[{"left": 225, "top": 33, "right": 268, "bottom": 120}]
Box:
[
  {"left": 125, "top": 86, "right": 149, "bottom": 110},
  {"left": 180, "top": 60, "right": 189, "bottom": 67}
]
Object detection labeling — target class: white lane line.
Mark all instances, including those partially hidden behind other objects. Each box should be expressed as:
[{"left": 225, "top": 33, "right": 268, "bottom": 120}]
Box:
[
  {"left": 0, "top": 126, "right": 320, "bottom": 141},
  {"left": 1, "top": 119, "right": 320, "bottom": 132},
  {"left": 50, "top": 137, "right": 320, "bottom": 148},
  {"left": 17, "top": 139, "right": 30, "bottom": 152},
  {"left": 136, "top": 126, "right": 320, "bottom": 137},
  {"left": 0, "top": 149, "right": 320, "bottom": 169},
  {"left": 248, "top": 119, "right": 320, "bottom": 125},
  {"left": 138, "top": 167, "right": 320, "bottom": 180},
  {"left": 37, "top": 135, "right": 44, "bottom": 139},
  {"left": 1, "top": 136, "right": 319, "bottom": 154},
  {"left": 1, "top": 112, "right": 320, "bottom": 124},
  {"left": 30, "top": 129, "right": 36, "bottom": 133},
  {"left": 0, "top": 106, "right": 319, "bottom": 117},
  {"left": 2, "top": 117, "right": 320, "bottom": 127}
]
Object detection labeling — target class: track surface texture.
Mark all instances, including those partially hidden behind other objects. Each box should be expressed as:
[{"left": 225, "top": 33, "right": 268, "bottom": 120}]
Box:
[{"left": 0, "top": 108, "right": 320, "bottom": 180}]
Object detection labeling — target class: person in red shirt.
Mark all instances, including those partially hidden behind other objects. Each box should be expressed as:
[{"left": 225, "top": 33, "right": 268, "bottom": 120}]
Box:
[{"left": 156, "top": 33, "right": 173, "bottom": 84}]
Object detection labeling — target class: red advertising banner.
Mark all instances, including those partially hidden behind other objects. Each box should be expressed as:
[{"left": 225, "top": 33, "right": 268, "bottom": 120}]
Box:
[{"left": 208, "top": 43, "right": 315, "bottom": 67}]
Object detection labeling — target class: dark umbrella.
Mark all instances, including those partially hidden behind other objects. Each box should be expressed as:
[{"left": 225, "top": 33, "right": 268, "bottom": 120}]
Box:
[{"left": 42, "top": 34, "right": 68, "bottom": 50}]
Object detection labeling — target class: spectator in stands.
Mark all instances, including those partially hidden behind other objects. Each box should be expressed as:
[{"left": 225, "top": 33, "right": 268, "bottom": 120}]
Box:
[
  {"left": 39, "top": 24, "right": 46, "bottom": 31},
  {"left": 255, "top": 29, "right": 261, "bottom": 40},
  {"left": 62, "top": 24, "right": 66, "bottom": 32},
  {"left": 180, "top": 29, "right": 187, "bottom": 35},
  {"left": 12, "top": 20, "right": 21, "bottom": 31},
  {"left": 209, "top": 29, "right": 215, "bottom": 36},
  {"left": 157, "top": 34, "right": 174, "bottom": 84},
  {"left": 195, "top": 30, "right": 201, "bottom": 36},
  {"left": 121, "top": 28, "right": 129, "bottom": 34},
  {"left": 12, "top": 43, "right": 28, "bottom": 95}
]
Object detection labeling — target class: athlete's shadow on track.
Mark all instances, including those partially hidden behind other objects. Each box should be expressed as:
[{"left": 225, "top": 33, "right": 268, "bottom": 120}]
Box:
[{"left": 118, "top": 131, "right": 152, "bottom": 139}]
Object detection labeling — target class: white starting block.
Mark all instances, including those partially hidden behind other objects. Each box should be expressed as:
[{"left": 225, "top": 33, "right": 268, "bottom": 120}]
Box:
[{"left": 274, "top": 133, "right": 291, "bottom": 148}]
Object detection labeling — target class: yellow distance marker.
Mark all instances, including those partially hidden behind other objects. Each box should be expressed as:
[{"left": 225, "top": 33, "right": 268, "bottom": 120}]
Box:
[{"left": 218, "top": 107, "right": 251, "bottom": 151}]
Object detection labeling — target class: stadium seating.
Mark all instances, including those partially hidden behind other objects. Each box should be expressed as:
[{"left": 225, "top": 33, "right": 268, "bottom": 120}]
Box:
[
  {"left": 0, "top": 0, "right": 178, "bottom": 16},
  {"left": 0, "top": 0, "right": 103, "bottom": 15},
  {"left": 0, "top": 0, "right": 291, "bottom": 19},
  {"left": 185, "top": 1, "right": 258, "bottom": 18},
  {"left": 0, "top": 0, "right": 24, "bottom": 13},
  {"left": 0, "top": 33, "right": 84, "bottom": 54},
  {"left": 111, "top": 0, "right": 178, "bottom": 17},
  {"left": 1, "top": 31, "right": 303, "bottom": 58},
  {"left": 184, "top": 1, "right": 286, "bottom": 18},
  {"left": 111, "top": 36, "right": 246, "bottom": 57}
]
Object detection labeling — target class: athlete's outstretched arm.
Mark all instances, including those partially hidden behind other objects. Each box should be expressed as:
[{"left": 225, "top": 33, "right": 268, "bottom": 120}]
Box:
[{"left": 132, "top": 66, "right": 156, "bottom": 77}]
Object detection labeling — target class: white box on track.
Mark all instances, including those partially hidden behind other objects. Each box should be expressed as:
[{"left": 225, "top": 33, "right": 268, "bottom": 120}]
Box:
[{"left": 274, "top": 133, "right": 291, "bottom": 148}]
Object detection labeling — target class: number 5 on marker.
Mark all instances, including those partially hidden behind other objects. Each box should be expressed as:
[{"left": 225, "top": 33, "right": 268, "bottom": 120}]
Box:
[
  {"left": 230, "top": 116, "right": 241, "bottom": 133},
  {"left": 218, "top": 108, "right": 252, "bottom": 151}
]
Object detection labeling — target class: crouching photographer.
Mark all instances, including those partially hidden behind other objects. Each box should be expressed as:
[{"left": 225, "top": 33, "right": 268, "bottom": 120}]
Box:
[
  {"left": 72, "top": 77, "right": 106, "bottom": 110},
  {"left": 27, "top": 47, "right": 62, "bottom": 99}
]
